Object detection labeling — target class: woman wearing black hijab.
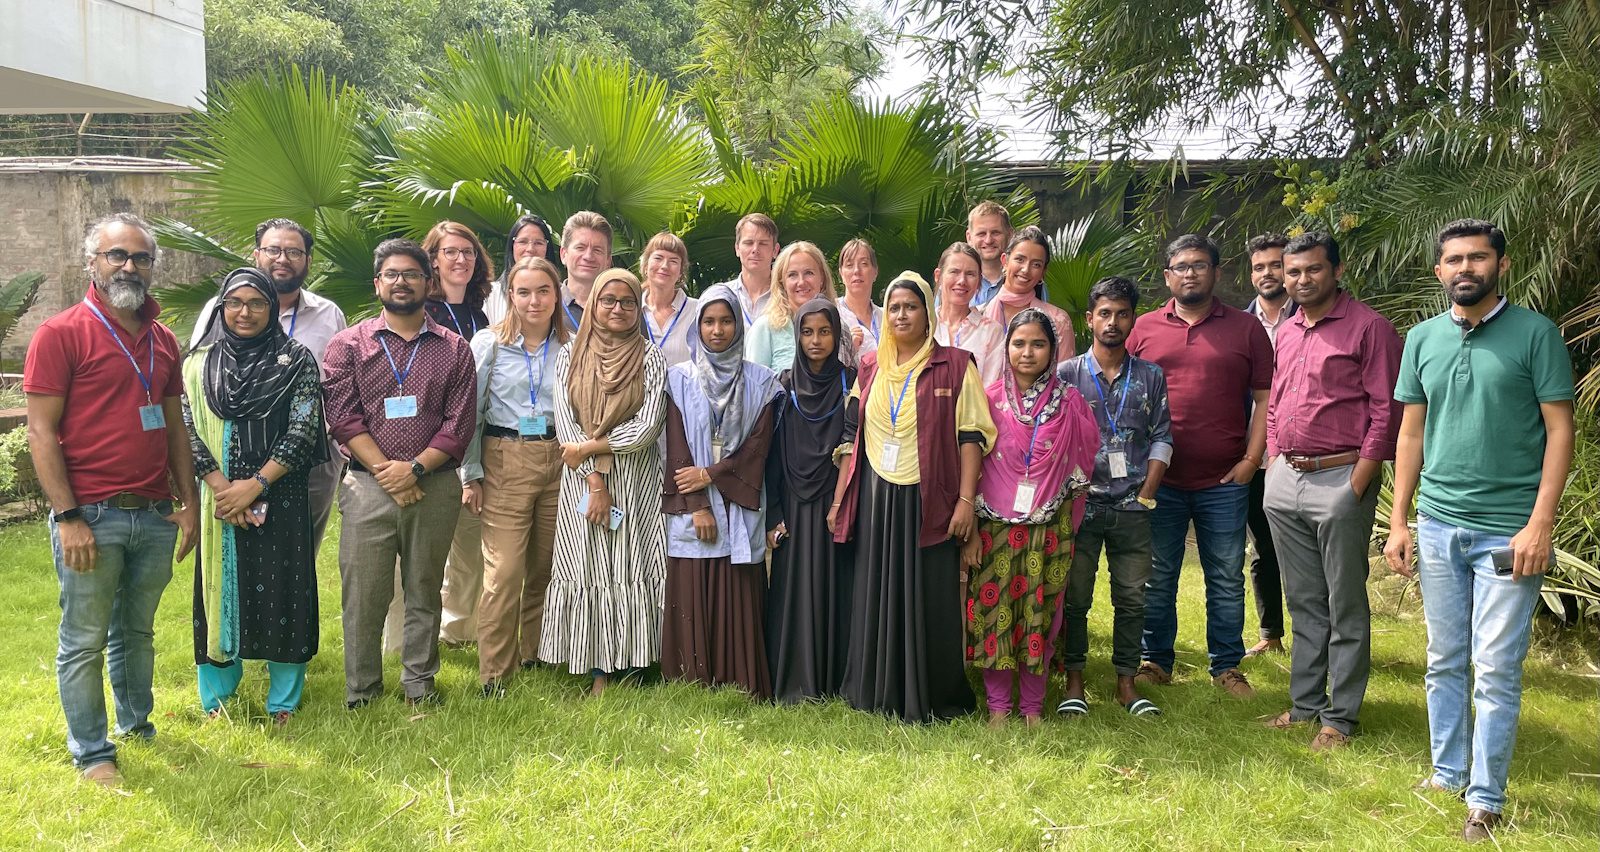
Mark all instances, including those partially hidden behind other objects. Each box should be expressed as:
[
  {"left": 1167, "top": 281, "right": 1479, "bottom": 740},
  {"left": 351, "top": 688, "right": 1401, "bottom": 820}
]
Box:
[
  {"left": 764, "top": 298, "right": 857, "bottom": 702},
  {"left": 183, "top": 267, "right": 328, "bottom": 726}
]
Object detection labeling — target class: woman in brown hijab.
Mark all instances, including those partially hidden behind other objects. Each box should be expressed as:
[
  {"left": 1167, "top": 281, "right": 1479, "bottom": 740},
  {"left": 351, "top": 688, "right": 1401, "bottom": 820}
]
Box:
[{"left": 539, "top": 268, "right": 669, "bottom": 696}]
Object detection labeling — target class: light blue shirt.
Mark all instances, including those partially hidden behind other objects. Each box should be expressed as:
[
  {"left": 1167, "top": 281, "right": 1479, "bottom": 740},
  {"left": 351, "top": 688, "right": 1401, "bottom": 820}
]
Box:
[
  {"left": 461, "top": 327, "right": 561, "bottom": 482},
  {"left": 972, "top": 273, "right": 1004, "bottom": 308},
  {"left": 746, "top": 318, "right": 794, "bottom": 373}
]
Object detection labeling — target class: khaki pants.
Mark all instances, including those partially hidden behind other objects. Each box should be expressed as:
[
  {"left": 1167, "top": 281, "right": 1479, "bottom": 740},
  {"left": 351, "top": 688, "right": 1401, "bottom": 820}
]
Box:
[
  {"left": 439, "top": 510, "right": 483, "bottom": 644},
  {"left": 339, "top": 469, "right": 462, "bottom": 702},
  {"left": 477, "top": 437, "right": 561, "bottom": 683}
]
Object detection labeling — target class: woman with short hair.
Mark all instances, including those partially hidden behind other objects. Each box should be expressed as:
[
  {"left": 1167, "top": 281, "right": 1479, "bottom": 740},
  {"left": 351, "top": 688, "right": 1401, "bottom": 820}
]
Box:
[
  {"left": 639, "top": 231, "right": 699, "bottom": 367},
  {"left": 933, "top": 241, "right": 1006, "bottom": 385}
]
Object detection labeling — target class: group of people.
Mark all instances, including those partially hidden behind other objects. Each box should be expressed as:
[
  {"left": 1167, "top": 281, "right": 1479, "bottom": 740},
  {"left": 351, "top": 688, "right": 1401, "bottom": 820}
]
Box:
[{"left": 24, "top": 203, "right": 1572, "bottom": 844}]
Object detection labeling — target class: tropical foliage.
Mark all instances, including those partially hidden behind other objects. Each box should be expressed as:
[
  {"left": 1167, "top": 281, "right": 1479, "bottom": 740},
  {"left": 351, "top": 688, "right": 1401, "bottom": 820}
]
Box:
[{"left": 0, "top": 272, "right": 45, "bottom": 349}]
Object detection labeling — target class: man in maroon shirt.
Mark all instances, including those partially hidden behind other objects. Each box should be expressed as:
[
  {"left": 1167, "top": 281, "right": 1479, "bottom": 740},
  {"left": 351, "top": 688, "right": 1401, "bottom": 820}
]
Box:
[
  {"left": 1127, "top": 233, "right": 1273, "bottom": 697},
  {"left": 24, "top": 212, "right": 199, "bottom": 788},
  {"left": 323, "top": 239, "right": 477, "bottom": 708},
  {"left": 1261, "top": 232, "right": 1401, "bottom": 751}
]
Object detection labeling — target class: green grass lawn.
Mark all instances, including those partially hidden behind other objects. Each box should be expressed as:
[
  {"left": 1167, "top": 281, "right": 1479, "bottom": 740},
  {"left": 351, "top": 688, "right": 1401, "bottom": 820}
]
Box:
[{"left": 0, "top": 515, "right": 1595, "bottom": 850}]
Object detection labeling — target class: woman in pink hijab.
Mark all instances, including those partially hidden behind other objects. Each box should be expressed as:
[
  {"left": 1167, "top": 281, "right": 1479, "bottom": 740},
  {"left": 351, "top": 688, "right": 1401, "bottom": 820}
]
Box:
[{"left": 963, "top": 307, "right": 1098, "bottom": 727}]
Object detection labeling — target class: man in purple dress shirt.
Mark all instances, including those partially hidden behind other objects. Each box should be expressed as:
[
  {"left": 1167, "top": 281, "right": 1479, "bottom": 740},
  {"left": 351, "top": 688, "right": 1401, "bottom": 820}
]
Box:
[
  {"left": 323, "top": 239, "right": 477, "bottom": 708},
  {"left": 1260, "top": 232, "right": 1402, "bottom": 751}
]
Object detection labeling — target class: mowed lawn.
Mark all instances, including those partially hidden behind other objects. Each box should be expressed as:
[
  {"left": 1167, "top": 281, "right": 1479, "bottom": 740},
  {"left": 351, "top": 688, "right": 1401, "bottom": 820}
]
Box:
[{"left": 0, "top": 514, "right": 1595, "bottom": 850}]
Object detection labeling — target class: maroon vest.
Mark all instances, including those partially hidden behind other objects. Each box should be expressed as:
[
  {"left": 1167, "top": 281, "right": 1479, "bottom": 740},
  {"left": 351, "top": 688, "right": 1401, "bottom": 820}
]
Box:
[{"left": 834, "top": 342, "right": 974, "bottom": 547}]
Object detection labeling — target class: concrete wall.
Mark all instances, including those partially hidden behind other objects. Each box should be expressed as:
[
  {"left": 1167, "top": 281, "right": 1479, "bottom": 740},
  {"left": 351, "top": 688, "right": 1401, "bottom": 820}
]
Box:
[
  {"left": 0, "top": 0, "right": 206, "bottom": 113},
  {"left": 0, "top": 159, "right": 219, "bottom": 365}
]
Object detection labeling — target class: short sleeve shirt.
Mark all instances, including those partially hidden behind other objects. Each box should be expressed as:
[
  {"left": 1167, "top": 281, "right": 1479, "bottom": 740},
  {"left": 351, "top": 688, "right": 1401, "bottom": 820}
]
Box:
[
  {"left": 23, "top": 287, "right": 185, "bottom": 505},
  {"left": 1394, "top": 300, "right": 1574, "bottom": 535}
]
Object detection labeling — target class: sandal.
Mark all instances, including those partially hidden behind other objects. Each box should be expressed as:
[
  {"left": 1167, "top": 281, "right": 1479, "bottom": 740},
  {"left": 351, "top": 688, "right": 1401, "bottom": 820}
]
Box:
[
  {"left": 1056, "top": 697, "right": 1089, "bottom": 717},
  {"left": 1124, "top": 698, "right": 1162, "bottom": 717}
]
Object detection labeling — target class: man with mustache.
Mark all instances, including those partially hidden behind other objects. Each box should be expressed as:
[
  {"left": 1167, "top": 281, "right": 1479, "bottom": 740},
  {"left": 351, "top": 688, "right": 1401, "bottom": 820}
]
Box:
[
  {"left": 322, "top": 239, "right": 477, "bottom": 709},
  {"left": 24, "top": 212, "right": 200, "bottom": 788},
  {"left": 1242, "top": 232, "right": 1295, "bottom": 658},
  {"left": 1384, "top": 219, "right": 1575, "bottom": 843},
  {"left": 189, "top": 218, "right": 348, "bottom": 551},
  {"left": 1260, "top": 232, "right": 1401, "bottom": 752}
]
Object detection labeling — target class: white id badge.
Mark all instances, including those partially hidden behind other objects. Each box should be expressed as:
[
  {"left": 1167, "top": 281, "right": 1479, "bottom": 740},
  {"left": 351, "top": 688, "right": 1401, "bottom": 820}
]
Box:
[
  {"left": 384, "top": 395, "right": 418, "bottom": 419},
  {"left": 879, "top": 440, "right": 901, "bottom": 473},
  {"left": 1108, "top": 450, "right": 1129, "bottom": 479},
  {"left": 518, "top": 414, "right": 548, "bottom": 436},
  {"left": 137, "top": 404, "right": 165, "bottom": 431},
  {"left": 710, "top": 439, "right": 724, "bottom": 464},
  {"left": 1013, "top": 479, "right": 1037, "bottom": 515}
]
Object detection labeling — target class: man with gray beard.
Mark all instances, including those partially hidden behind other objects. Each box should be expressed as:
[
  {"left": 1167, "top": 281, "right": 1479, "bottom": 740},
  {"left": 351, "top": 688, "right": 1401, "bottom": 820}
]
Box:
[{"left": 24, "top": 212, "right": 200, "bottom": 788}]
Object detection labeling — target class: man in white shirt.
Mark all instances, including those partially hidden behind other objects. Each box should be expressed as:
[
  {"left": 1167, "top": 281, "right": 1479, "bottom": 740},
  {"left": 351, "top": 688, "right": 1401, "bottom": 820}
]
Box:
[
  {"left": 189, "top": 218, "right": 347, "bottom": 550},
  {"left": 720, "top": 213, "right": 778, "bottom": 325}
]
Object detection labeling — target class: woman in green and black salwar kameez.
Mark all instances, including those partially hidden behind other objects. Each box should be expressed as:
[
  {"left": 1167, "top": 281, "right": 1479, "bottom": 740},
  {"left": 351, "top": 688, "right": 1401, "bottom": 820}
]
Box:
[{"left": 183, "top": 267, "right": 327, "bottom": 724}]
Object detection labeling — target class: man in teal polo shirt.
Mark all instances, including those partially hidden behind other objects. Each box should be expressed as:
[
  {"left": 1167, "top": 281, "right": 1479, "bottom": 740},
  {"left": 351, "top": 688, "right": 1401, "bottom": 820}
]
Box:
[{"left": 1384, "top": 219, "right": 1575, "bottom": 844}]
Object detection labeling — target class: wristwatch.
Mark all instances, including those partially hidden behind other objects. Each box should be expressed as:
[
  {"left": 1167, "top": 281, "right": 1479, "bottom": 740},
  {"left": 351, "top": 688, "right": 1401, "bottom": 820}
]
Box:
[
  {"left": 410, "top": 460, "right": 427, "bottom": 479},
  {"left": 52, "top": 507, "right": 84, "bottom": 523},
  {"left": 1136, "top": 496, "right": 1157, "bottom": 509}
]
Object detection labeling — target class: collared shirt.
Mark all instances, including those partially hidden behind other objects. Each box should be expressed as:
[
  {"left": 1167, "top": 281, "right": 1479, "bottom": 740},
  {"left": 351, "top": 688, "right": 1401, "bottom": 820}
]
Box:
[
  {"left": 972, "top": 272, "right": 1004, "bottom": 308},
  {"left": 322, "top": 314, "right": 478, "bottom": 464},
  {"left": 559, "top": 281, "right": 585, "bottom": 332},
  {"left": 720, "top": 274, "right": 773, "bottom": 327},
  {"left": 643, "top": 287, "right": 699, "bottom": 367},
  {"left": 837, "top": 299, "right": 882, "bottom": 352},
  {"left": 933, "top": 309, "right": 1005, "bottom": 386},
  {"left": 1450, "top": 294, "right": 1509, "bottom": 332},
  {"left": 1267, "top": 290, "right": 1402, "bottom": 461},
  {"left": 1395, "top": 300, "right": 1573, "bottom": 536},
  {"left": 23, "top": 285, "right": 184, "bottom": 505},
  {"left": 1058, "top": 351, "right": 1174, "bottom": 509},
  {"left": 190, "top": 286, "right": 347, "bottom": 368},
  {"left": 1128, "top": 297, "right": 1274, "bottom": 490},
  {"left": 1245, "top": 294, "right": 1298, "bottom": 345},
  {"left": 460, "top": 327, "right": 561, "bottom": 481}
]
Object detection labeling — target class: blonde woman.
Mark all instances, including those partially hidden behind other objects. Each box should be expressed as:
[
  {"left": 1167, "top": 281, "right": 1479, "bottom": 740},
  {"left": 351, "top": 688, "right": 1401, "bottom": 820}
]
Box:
[
  {"left": 638, "top": 231, "right": 699, "bottom": 367},
  {"left": 747, "top": 241, "right": 856, "bottom": 370}
]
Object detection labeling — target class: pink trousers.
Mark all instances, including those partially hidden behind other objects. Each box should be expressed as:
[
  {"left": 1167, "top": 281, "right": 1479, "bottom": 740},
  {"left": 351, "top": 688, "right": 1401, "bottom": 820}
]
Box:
[{"left": 980, "top": 594, "right": 1066, "bottom": 717}]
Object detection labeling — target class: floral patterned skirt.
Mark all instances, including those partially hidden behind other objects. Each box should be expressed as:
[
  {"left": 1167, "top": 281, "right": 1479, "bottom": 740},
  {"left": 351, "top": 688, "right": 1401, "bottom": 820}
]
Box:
[{"left": 966, "top": 515, "right": 1073, "bottom": 675}]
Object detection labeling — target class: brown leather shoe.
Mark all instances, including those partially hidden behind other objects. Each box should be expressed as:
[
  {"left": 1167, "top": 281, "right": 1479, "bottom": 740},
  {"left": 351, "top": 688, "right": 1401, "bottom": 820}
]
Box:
[
  {"left": 81, "top": 761, "right": 122, "bottom": 789},
  {"left": 1211, "top": 668, "right": 1255, "bottom": 698},
  {"left": 1462, "top": 808, "right": 1503, "bottom": 843},
  {"left": 1309, "top": 726, "right": 1351, "bottom": 752},
  {"left": 1134, "top": 661, "right": 1172, "bottom": 686},
  {"left": 1244, "top": 638, "right": 1285, "bottom": 658},
  {"left": 1260, "top": 709, "right": 1303, "bottom": 730}
]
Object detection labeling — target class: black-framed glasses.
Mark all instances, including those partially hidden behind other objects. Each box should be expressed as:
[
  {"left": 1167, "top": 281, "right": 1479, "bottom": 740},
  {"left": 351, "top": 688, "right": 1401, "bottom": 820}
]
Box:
[
  {"left": 1165, "top": 262, "right": 1213, "bottom": 275},
  {"left": 378, "top": 269, "right": 428, "bottom": 284},
  {"left": 222, "top": 297, "right": 273, "bottom": 314},
  {"left": 95, "top": 249, "right": 155, "bottom": 270},
  {"left": 257, "top": 246, "right": 307, "bottom": 261},
  {"left": 597, "top": 295, "right": 639, "bottom": 312}
]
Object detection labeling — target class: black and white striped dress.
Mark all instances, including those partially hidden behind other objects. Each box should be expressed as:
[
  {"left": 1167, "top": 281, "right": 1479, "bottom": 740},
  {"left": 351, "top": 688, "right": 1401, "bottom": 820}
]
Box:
[{"left": 539, "top": 344, "right": 669, "bottom": 674}]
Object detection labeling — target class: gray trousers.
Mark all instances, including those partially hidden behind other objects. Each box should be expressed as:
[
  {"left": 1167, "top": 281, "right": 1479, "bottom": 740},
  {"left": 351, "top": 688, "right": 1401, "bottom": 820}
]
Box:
[
  {"left": 338, "top": 468, "right": 462, "bottom": 702},
  {"left": 307, "top": 454, "right": 344, "bottom": 555},
  {"left": 1262, "top": 461, "right": 1379, "bottom": 735}
]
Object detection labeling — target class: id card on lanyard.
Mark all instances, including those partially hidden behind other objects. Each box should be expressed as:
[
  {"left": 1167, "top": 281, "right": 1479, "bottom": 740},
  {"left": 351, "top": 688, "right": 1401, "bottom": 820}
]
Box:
[
  {"left": 1091, "top": 367, "right": 1132, "bottom": 478},
  {"left": 1010, "top": 387, "right": 1045, "bottom": 516},
  {"left": 881, "top": 368, "right": 915, "bottom": 473},
  {"left": 379, "top": 332, "right": 422, "bottom": 419},
  {"left": 518, "top": 333, "right": 552, "bottom": 437},
  {"left": 84, "top": 300, "right": 164, "bottom": 431}
]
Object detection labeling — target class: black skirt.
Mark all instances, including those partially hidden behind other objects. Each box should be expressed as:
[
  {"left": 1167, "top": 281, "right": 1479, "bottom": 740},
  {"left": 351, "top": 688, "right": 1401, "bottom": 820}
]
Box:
[
  {"left": 839, "top": 465, "right": 974, "bottom": 722},
  {"left": 661, "top": 556, "right": 773, "bottom": 700},
  {"left": 766, "top": 497, "right": 853, "bottom": 703}
]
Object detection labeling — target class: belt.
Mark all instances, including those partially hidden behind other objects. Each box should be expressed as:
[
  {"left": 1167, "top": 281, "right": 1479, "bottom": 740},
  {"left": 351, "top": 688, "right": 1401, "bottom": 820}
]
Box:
[
  {"left": 1284, "top": 450, "right": 1360, "bottom": 472},
  {"left": 102, "top": 492, "right": 160, "bottom": 510},
  {"left": 348, "top": 459, "right": 457, "bottom": 474},
  {"left": 484, "top": 424, "right": 556, "bottom": 442}
]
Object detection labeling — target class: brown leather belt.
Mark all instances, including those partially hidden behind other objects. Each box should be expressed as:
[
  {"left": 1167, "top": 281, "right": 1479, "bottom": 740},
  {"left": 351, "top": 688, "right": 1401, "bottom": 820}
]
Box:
[{"left": 1284, "top": 451, "right": 1360, "bottom": 472}]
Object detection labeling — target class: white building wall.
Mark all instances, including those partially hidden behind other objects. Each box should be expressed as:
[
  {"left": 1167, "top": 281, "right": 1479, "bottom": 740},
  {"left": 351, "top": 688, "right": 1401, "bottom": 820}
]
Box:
[{"left": 0, "top": 0, "right": 206, "bottom": 114}]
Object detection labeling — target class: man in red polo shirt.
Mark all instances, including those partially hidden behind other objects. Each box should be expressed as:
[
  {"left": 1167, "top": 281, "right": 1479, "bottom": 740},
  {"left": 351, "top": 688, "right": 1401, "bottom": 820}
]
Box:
[
  {"left": 1128, "top": 233, "right": 1274, "bottom": 697},
  {"left": 24, "top": 212, "right": 199, "bottom": 789}
]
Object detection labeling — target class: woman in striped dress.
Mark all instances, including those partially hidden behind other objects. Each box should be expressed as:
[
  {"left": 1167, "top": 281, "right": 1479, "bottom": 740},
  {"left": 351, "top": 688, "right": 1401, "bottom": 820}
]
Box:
[{"left": 539, "top": 269, "right": 669, "bottom": 696}]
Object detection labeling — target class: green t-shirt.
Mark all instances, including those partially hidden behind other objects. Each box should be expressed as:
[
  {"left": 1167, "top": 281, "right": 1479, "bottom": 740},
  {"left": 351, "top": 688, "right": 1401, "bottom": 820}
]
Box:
[{"left": 1394, "top": 300, "right": 1574, "bottom": 535}]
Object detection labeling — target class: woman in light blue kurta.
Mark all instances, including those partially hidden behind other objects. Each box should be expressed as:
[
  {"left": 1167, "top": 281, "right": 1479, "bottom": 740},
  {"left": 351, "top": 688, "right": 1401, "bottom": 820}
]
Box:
[{"left": 660, "top": 284, "right": 784, "bottom": 699}]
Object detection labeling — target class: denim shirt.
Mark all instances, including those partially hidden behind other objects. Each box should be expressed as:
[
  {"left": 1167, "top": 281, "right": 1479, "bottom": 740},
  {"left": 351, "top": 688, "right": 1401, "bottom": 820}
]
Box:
[{"left": 1057, "top": 351, "right": 1174, "bottom": 509}]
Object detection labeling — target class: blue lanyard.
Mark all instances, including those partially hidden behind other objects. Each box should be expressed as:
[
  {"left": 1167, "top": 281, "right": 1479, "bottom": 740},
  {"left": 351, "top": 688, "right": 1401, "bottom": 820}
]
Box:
[
  {"left": 1090, "top": 365, "right": 1131, "bottom": 434},
  {"left": 379, "top": 332, "right": 422, "bottom": 393},
  {"left": 790, "top": 373, "right": 848, "bottom": 423},
  {"left": 1023, "top": 419, "right": 1041, "bottom": 472},
  {"left": 441, "top": 302, "right": 476, "bottom": 338},
  {"left": 84, "top": 300, "right": 155, "bottom": 402},
  {"left": 561, "top": 300, "right": 581, "bottom": 332},
  {"left": 521, "top": 332, "right": 552, "bottom": 412},
  {"left": 287, "top": 302, "right": 299, "bottom": 339},
  {"left": 647, "top": 296, "right": 688, "bottom": 349},
  {"left": 868, "top": 309, "right": 879, "bottom": 341},
  {"left": 887, "top": 369, "right": 915, "bottom": 427}
]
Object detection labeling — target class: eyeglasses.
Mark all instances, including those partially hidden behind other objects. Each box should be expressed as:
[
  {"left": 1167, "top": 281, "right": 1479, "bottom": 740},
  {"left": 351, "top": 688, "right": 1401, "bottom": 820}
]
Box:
[
  {"left": 436, "top": 246, "right": 476, "bottom": 261},
  {"left": 378, "top": 270, "right": 428, "bottom": 284},
  {"left": 1165, "top": 262, "right": 1213, "bottom": 275},
  {"left": 597, "top": 296, "right": 639, "bottom": 312},
  {"left": 222, "top": 297, "right": 273, "bottom": 314},
  {"left": 94, "top": 249, "right": 155, "bottom": 270},
  {"left": 256, "top": 246, "right": 307, "bottom": 261},
  {"left": 512, "top": 238, "right": 548, "bottom": 250}
]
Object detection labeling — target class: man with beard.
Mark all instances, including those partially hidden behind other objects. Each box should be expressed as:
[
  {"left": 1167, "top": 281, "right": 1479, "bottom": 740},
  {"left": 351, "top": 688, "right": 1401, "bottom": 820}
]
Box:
[
  {"left": 1127, "top": 233, "right": 1274, "bottom": 698},
  {"left": 1260, "top": 232, "right": 1401, "bottom": 752},
  {"left": 24, "top": 212, "right": 200, "bottom": 787},
  {"left": 190, "top": 218, "right": 347, "bottom": 550},
  {"left": 322, "top": 239, "right": 477, "bottom": 708},
  {"left": 1056, "top": 276, "right": 1173, "bottom": 717},
  {"left": 1242, "top": 232, "right": 1294, "bottom": 658},
  {"left": 1384, "top": 219, "right": 1574, "bottom": 843}
]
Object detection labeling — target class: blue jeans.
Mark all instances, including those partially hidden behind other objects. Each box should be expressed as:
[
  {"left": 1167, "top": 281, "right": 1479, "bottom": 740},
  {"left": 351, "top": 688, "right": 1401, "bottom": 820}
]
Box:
[
  {"left": 1143, "top": 482, "right": 1248, "bottom": 676},
  {"left": 1417, "top": 514, "right": 1544, "bottom": 814},
  {"left": 51, "top": 502, "right": 177, "bottom": 768}
]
